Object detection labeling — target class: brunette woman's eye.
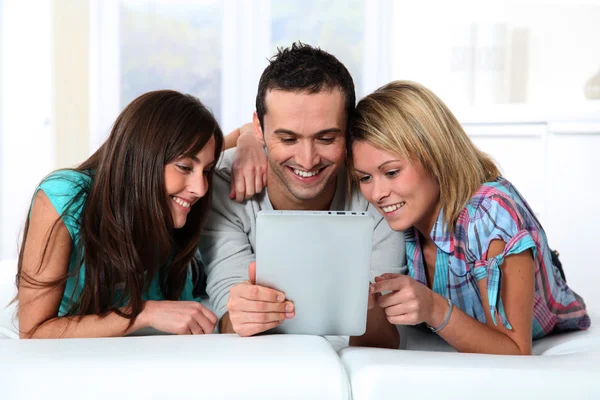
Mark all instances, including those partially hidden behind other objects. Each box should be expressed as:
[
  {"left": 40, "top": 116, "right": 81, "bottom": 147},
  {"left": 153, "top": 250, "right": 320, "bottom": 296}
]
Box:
[{"left": 177, "top": 164, "right": 193, "bottom": 173}]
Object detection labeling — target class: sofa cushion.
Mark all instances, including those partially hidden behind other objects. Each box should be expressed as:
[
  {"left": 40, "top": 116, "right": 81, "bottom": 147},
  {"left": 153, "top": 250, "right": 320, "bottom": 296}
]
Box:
[
  {"left": 0, "top": 334, "right": 351, "bottom": 399},
  {"left": 340, "top": 313, "right": 600, "bottom": 400}
]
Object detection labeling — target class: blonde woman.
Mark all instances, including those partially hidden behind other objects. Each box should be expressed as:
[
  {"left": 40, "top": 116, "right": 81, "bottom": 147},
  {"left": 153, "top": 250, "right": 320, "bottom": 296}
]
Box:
[{"left": 350, "top": 81, "right": 590, "bottom": 355}]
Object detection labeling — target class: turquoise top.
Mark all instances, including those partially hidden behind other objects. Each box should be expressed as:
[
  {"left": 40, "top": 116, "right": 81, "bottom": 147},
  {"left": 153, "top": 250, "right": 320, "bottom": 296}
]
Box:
[{"left": 34, "top": 170, "right": 198, "bottom": 316}]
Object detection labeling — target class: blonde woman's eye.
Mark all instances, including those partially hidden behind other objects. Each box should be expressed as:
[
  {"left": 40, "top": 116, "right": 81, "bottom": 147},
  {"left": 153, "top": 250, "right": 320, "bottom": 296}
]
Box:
[{"left": 385, "top": 170, "right": 400, "bottom": 178}]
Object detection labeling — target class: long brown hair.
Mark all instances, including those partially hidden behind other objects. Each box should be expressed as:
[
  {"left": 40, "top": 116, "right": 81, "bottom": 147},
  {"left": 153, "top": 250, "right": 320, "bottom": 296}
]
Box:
[
  {"left": 349, "top": 81, "right": 499, "bottom": 233},
  {"left": 16, "top": 90, "right": 223, "bottom": 332}
]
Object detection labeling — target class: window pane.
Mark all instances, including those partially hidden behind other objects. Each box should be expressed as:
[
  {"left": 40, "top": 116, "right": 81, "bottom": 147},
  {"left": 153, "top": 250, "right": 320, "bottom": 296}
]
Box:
[
  {"left": 271, "top": 0, "right": 364, "bottom": 96},
  {"left": 120, "top": 0, "right": 222, "bottom": 120}
]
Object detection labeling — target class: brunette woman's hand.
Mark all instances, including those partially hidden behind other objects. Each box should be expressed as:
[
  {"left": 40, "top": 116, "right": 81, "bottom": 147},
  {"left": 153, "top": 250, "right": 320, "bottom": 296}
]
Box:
[
  {"left": 141, "top": 300, "right": 218, "bottom": 335},
  {"left": 230, "top": 123, "right": 267, "bottom": 202}
]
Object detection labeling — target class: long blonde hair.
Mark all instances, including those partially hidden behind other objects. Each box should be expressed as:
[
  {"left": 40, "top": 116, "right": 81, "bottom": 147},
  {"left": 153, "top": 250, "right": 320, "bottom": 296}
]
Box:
[{"left": 349, "top": 81, "right": 499, "bottom": 233}]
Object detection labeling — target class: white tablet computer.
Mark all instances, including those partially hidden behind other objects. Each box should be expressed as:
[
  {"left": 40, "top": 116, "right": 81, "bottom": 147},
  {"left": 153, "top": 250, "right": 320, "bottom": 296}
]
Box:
[{"left": 255, "top": 210, "right": 374, "bottom": 336}]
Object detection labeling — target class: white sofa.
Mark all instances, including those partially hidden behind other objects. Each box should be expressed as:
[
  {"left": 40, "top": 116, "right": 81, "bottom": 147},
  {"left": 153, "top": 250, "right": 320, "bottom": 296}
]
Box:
[{"left": 1, "top": 258, "right": 599, "bottom": 399}]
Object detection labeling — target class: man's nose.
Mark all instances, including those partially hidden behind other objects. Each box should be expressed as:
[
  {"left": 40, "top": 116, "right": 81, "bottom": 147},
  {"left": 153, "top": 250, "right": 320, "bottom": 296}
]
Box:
[{"left": 296, "top": 141, "right": 319, "bottom": 170}]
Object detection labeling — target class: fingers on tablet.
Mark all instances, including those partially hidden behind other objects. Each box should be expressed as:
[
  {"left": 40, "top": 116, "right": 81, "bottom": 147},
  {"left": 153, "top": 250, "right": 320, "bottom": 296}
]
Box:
[
  {"left": 242, "top": 284, "right": 286, "bottom": 303},
  {"left": 244, "top": 311, "right": 288, "bottom": 324},
  {"left": 245, "top": 300, "right": 293, "bottom": 313}
]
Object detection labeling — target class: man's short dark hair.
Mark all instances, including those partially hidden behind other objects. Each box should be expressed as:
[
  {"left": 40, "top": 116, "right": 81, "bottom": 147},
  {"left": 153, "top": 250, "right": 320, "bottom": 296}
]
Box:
[{"left": 256, "top": 42, "right": 356, "bottom": 131}]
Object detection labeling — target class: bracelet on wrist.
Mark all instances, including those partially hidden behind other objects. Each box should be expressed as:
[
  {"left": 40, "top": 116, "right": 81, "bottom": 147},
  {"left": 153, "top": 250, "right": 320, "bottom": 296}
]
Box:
[{"left": 427, "top": 297, "right": 453, "bottom": 333}]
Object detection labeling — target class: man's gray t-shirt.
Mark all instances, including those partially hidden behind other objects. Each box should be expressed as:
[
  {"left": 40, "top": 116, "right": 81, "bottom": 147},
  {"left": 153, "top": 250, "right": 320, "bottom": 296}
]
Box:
[{"left": 200, "top": 149, "right": 406, "bottom": 320}]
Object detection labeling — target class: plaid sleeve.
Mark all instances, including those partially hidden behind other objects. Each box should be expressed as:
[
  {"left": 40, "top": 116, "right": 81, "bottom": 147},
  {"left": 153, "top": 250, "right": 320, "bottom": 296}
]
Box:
[{"left": 468, "top": 196, "right": 537, "bottom": 329}]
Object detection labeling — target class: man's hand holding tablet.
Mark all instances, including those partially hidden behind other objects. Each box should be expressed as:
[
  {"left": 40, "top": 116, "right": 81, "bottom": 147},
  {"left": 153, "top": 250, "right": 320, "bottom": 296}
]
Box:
[{"left": 222, "top": 262, "right": 295, "bottom": 336}]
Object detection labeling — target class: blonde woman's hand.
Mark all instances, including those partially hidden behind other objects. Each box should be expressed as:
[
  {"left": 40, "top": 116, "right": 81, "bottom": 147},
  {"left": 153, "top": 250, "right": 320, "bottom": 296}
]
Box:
[
  {"left": 141, "top": 300, "right": 218, "bottom": 335},
  {"left": 370, "top": 274, "right": 448, "bottom": 327},
  {"left": 230, "top": 123, "right": 268, "bottom": 203}
]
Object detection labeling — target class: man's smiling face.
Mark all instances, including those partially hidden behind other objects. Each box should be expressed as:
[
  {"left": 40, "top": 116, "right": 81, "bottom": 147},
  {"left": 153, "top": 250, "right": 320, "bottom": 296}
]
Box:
[{"left": 258, "top": 88, "right": 347, "bottom": 206}]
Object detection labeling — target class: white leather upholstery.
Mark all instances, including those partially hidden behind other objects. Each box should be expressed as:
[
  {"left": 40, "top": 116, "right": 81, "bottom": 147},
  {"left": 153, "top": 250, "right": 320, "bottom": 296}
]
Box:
[
  {"left": 2, "top": 254, "right": 599, "bottom": 399},
  {"left": 340, "top": 345, "right": 600, "bottom": 400},
  {"left": 341, "top": 313, "right": 600, "bottom": 400},
  {"left": 0, "top": 334, "right": 350, "bottom": 399}
]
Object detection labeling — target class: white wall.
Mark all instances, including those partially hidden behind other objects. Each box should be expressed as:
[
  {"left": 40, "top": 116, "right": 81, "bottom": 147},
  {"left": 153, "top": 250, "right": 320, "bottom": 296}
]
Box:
[
  {"left": 390, "top": 1, "right": 600, "bottom": 107},
  {"left": 0, "top": 0, "right": 54, "bottom": 260},
  {"left": 522, "top": 4, "right": 600, "bottom": 104},
  {"left": 463, "top": 118, "right": 600, "bottom": 309}
]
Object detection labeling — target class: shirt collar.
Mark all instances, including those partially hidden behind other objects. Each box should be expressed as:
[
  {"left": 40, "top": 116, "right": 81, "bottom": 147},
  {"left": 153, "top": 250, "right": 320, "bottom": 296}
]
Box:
[{"left": 430, "top": 209, "right": 453, "bottom": 254}]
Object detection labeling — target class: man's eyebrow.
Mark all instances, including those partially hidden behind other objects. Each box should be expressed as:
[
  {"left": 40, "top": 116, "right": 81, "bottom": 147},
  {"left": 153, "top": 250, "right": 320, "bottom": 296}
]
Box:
[{"left": 273, "top": 128, "right": 342, "bottom": 136}]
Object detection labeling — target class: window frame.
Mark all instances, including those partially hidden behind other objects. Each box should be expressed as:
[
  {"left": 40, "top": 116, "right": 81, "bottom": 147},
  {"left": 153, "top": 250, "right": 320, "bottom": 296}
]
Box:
[{"left": 88, "top": 0, "right": 392, "bottom": 153}]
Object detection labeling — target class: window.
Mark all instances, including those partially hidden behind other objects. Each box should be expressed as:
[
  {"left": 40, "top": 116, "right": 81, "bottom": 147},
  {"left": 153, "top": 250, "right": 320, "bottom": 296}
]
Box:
[
  {"left": 120, "top": 0, "right": 223, "bottom": 120},
  {"left": 91, "top": 0, "right": 391, "bottom": 141},
  {"left": 270, "top": 0, "right": 365, "bottom": 96}
]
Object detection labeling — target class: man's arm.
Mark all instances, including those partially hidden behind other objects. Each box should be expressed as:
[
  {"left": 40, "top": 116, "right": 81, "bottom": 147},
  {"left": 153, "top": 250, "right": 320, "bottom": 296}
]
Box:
[
  {"left": 199, "top": 166, "right": 290, "bottom": 335},
  {"left": 199, "top": 169, "right": 257, "bottom": 325}
]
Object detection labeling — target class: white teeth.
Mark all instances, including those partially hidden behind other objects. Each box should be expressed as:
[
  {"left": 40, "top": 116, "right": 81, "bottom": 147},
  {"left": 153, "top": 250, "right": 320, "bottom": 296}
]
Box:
[
  {"left": 293, "top": 169, "right": 319, "bottom": 178},
  {"left": 172, "top": 196, "right": 191, "bottom": 208},
  {"left": 382, "top": 202, "right": 405, "bottom": 213}
]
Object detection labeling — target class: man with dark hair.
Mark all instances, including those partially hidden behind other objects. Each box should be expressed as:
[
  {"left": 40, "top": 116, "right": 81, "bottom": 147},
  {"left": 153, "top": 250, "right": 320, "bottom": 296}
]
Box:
[
  {"left": 255, "top": 42, "right": 356, "bottom": 132},
  {"left": 200, "top": 43, "right": 405, "bottom": 347}
]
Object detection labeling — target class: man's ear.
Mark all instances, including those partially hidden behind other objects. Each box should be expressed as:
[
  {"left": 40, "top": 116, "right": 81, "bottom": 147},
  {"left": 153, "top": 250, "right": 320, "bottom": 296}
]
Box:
[{"left": 252, "top": 112, "right": 265, "bottom": 145}]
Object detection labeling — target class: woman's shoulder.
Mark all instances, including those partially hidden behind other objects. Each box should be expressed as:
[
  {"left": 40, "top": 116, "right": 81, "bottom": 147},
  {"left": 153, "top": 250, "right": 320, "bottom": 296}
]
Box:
[
  {"left": 459, "top": 177, "right": 540, "bottom": 256},
  {"left": 39, "top": 170, "right": 93, "bottom": 194},
  {"left": 464, "top": 177, "right": 530, "bottom": 224},
  {"left": 35, "top": 170, "right": 94, "bottom": 232}
]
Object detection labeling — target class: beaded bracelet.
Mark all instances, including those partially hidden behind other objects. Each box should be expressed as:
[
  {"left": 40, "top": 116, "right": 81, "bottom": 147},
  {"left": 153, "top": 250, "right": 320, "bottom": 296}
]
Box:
[{"left": 427, "top": 297, "right": 453, "bottom": 333}]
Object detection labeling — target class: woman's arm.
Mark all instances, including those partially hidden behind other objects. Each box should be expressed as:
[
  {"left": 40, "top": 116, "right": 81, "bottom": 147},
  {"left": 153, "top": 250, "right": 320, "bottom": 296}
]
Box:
[
  {"left": 223, "top": 123, "right": 262, "bottom": 151},
  {"left": 19, "top": 191, "right": 216, "bottom": 338},
  {"left": 18, "top": 191, "right": 145, "bottom": 338},
  {"left": 372, "top": 240, "right": 535, "bottom": 355},
  {"left": 223, "top": 127, "right": 242, "bottom": 151},
  {"left": 435, "top": 240, "right": 534, "bottom": 355},
  {"left": 227, "top": 122, "right": 268, "bottom": 202}
]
